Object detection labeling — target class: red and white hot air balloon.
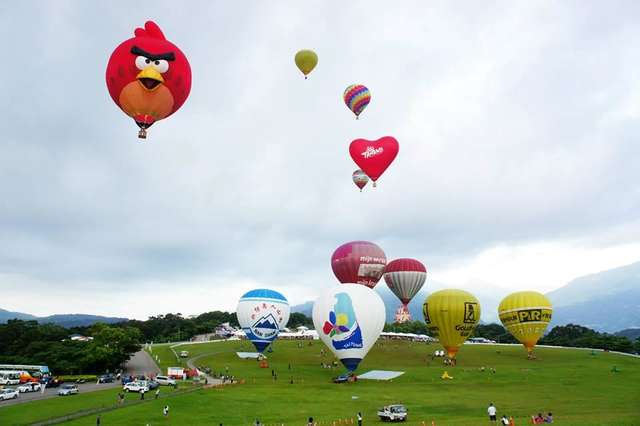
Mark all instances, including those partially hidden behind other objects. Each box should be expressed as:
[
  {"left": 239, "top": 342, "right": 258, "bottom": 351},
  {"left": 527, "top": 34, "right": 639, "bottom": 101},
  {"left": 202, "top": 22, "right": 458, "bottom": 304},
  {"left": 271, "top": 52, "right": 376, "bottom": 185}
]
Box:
[
  {"left": 331, "top": 241, "right": 387, "bottom": 288},
  {"left": 352, "top": 169, "right": 369, "bottom": 191},
  {"left": 383, "top": 258, "right": 427, "bottom": 323}
]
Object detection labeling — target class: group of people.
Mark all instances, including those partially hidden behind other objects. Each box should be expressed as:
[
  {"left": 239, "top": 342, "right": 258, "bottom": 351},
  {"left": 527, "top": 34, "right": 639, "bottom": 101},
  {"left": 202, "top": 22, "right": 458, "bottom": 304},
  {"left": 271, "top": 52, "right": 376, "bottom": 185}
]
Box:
[
  {"left": 530, "top": 413, "right": 553, "bottom": 423},
  {"left": 488, "top": 403, "right": 553, "bottom": 424}
]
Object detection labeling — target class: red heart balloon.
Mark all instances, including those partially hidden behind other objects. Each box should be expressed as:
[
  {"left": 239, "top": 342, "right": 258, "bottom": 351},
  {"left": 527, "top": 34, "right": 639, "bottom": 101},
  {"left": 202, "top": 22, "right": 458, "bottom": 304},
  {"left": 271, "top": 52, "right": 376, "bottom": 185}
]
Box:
[{"left": 349, "top": 136, "right": 399, "bottom": 183}]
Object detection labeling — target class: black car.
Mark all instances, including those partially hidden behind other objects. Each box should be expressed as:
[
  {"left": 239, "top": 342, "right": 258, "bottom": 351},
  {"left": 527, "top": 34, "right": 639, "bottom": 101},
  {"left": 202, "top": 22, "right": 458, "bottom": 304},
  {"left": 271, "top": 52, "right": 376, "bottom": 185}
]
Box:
[
  {"left": 41, "top": 377, "right": 63, "bottom": 388},
  {"left": 98, "top": 374, "right": 114, "bottom": 383}
]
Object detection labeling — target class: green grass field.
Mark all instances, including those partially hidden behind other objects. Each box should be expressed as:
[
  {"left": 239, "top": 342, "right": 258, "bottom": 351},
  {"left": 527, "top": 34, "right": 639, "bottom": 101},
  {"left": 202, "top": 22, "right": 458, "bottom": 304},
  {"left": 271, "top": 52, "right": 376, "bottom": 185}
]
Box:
[{"left": 1, "top": 340, "right": 638, "bottom": 425}]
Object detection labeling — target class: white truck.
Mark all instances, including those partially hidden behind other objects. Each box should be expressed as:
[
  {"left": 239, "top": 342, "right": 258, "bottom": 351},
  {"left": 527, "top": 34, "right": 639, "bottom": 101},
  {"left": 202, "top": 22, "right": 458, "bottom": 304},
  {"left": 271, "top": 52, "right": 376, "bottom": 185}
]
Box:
[{"left": 377, "top": 405, "right": 408, "bottom": 422}]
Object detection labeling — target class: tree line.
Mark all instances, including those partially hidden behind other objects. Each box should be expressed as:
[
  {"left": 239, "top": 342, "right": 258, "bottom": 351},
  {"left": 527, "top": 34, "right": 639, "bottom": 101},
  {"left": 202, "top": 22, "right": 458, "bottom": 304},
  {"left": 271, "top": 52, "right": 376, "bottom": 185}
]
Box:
[
  {"left": 1, "top": 312, "right": 637, "bottom": 375},
  {"left": 0, "top": 320, "right": 141, "bottom": 375}
]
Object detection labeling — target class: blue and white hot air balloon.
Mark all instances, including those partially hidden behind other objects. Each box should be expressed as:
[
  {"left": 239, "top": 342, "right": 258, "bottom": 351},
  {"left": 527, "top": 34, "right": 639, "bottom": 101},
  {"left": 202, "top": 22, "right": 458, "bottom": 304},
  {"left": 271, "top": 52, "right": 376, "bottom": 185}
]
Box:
[
  {"left": 312, "top": 285, "right": 385, "bottom": 371},
  {"left": 236, "top": 289, "right": 290, "bottom": 353}
]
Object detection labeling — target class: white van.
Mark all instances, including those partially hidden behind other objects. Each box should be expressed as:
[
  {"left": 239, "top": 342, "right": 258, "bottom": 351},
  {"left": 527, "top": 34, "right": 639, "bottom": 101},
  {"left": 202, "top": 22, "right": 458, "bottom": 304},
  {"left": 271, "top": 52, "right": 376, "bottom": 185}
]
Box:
[{"left": 154, "top": 375, "right": 176, "bottom": 386}]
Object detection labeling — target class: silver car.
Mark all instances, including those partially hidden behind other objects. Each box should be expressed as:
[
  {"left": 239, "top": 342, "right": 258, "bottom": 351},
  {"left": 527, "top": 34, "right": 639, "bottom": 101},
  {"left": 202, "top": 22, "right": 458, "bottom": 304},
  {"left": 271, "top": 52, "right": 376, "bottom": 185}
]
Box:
[
  {"left": 58, "top": 384, "right": 79, "bottom": 396},
  {"left": 0, "top": 388, "right": 19, "bottom": 401},
  {"left": 154, "top": 375, "right": 176, "bottom": 386}
]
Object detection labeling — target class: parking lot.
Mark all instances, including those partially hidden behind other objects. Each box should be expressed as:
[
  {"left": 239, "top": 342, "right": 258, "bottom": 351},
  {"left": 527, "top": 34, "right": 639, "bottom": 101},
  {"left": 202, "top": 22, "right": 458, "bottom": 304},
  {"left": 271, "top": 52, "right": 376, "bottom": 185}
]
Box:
[{"left": 0, "top": 350, "right": 159, "bottom": 407}]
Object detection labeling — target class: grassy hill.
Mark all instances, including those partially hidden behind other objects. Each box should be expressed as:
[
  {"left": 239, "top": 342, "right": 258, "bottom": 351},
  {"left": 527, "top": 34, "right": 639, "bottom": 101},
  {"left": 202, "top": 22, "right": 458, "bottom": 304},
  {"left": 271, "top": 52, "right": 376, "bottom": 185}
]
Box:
[{"left": 1, "top": 340, "right": 638, "bottom": 425}]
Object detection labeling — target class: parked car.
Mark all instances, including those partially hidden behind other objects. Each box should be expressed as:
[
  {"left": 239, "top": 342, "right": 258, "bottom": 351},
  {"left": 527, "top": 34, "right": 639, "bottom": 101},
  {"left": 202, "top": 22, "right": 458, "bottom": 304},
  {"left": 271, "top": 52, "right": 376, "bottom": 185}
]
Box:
[
  {"left": 41, "top": 377, "right": 63, "bottom": 387},
  {"left": 0, "top": 377, "right": 20, "bottom": 386},
  {"left": 57, "top": 384, "right": 79, "bottom": 396},
  {"left": 378, "top": 405, "right": 408, "bottom": 422},
  {"left": 154, "top": 375, "right": 176, "bottom": 386},
  {"left": 123, "top": 381, "right": 149, "bottom": 393},
  {"left": 0, "top": 388, "right": 19, "bottom": 401},
  {"left": 17, "top": 382, "right": 42, "bottom": 393},
  {"left": 333, "top": 373, "right": 357, "bottom": 384},
  {"left": 98, "top": 374, "right": 114, "bottom": 383},
  {"left": 146, "top": 380, "right": 159, "bottom": 390}
]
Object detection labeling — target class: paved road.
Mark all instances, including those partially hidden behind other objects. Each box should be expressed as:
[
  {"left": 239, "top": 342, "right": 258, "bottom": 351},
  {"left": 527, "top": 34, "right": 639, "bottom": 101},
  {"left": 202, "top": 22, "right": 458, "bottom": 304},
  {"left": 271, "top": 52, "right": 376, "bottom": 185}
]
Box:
[
  {"left": 125, "top": 349, "right": 160, "bottom": 377},
  {"left": 186, "top": 353, "right": 222, "bottom": 385},
  {"left": 0, "top": 350, "right": 158, "bottom": 407}
]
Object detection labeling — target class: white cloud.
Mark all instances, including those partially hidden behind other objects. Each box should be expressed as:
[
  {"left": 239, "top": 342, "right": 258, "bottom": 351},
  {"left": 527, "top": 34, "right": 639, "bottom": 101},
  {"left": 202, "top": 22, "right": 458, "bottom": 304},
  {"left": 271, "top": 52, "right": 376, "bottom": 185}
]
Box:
[{"left": 1, "top": 1, "right": 639, "bottom": 318}]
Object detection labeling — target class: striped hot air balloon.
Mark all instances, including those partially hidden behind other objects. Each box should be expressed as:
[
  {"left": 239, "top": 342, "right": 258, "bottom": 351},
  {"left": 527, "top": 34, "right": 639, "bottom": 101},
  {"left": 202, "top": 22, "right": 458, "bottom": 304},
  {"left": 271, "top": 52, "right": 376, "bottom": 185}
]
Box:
[
  {"left": 343, "top": 84, "right": 371, "bottom": 119},
  {"left": 384, "top": 258, "right": 427, "bottom": 323}
]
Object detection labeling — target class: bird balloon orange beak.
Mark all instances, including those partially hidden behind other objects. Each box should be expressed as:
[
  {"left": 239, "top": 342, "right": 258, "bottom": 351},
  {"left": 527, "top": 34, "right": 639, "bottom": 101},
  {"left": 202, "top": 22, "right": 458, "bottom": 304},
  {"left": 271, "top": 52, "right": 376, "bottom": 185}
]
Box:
[{"left": 137, "top": 67, "right": 164, "bottom": 91}]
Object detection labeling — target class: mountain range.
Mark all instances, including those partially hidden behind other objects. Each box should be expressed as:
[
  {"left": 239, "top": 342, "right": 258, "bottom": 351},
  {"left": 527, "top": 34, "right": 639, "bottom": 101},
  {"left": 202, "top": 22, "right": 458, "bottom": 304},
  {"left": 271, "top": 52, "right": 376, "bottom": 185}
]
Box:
[
  {"left": 294, "top": 260, "right": 640, "bottom": 333},
  {"left": 0, "top": 309, "right": 127, "bottom": 328},
  {"left": 547, "top": 261, "right": 640, "bottom": 332},
  {"left": 3, "top": 261, "right": 638, "bottom": 333}
]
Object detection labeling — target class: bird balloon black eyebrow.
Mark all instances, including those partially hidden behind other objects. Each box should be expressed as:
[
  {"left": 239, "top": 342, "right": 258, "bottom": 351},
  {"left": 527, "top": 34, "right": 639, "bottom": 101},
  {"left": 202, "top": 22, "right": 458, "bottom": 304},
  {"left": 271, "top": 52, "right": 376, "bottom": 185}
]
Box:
[{"left": 130, "top": 46, "right": 175, "bottom": 61}]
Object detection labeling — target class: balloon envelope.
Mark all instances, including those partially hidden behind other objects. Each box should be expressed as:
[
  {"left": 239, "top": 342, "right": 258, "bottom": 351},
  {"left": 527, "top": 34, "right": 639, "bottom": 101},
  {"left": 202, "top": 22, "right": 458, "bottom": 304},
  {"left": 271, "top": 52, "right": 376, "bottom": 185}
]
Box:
[
  {"left": 295, "top": 50, "right": 318, "bottom": 77},
  {"left": 349, "top": 137, "right": 399, "bottom": 183},
  {"left": 352, "top": 170, "right": 369, "bottom": 191},
  {"left": 236, "top": 289, "right": 290, "bottom": 353},
  {"left": 384, "top": 258, "right": 427, "bottom": 322},
  {"left": 499, "top": 291, "right": 552, "bottom": 354},
  {"left": 343, "top": 85, "right": 371, "bottom": 118},
  {"left": 106, "top": 21, "right": 192, "bottom": 138},
  {"left": 312, "top": 284, "right": 385, "bottom": 371},
  {"left": 423, "top": 289, "right": 481, "bottom": 358},
  {"left": 331, "top": 241, "right": 387, "bottom": 288}
]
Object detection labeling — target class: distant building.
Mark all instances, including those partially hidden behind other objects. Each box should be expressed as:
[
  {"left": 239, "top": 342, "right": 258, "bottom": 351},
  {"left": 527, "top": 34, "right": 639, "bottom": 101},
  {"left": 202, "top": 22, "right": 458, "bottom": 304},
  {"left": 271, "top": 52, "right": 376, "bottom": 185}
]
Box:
[{"left": 68, "top": 334, "right": 93, "bottom": 342}]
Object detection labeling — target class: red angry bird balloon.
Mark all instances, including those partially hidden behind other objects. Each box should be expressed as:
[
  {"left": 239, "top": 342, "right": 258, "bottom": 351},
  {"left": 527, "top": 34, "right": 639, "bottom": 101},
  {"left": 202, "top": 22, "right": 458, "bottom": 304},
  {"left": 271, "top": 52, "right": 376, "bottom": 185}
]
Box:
[
  {"left": 106, "top": 21, "right": 191, "bottom": 139},
  {"left": 349, "top": 136, "right": 399, "bottom": 186}
]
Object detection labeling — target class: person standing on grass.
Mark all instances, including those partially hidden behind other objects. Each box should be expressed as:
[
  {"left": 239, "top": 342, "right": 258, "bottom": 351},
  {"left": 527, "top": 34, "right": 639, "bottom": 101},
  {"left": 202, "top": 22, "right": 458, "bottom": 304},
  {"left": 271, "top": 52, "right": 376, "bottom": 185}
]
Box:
[
  {"left": 357, "top": 412, "right": 363, "bottom": 426},
  {"left": 140, "top": 388, "right": 145, "bottom": 400},
  {"left": 155, "top": 388, "right": 160, "bottom": 399},
  {"left": 96, "top": 415, "right": 101, "bottom": 426},
  {"left": 487, "top": 403, "right": 497, "bottom": 424}
]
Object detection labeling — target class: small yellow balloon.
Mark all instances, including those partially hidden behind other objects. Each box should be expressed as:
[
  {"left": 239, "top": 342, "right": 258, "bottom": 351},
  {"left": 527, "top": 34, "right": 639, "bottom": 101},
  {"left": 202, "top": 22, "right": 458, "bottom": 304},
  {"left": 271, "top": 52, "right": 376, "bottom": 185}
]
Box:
[
  {"left": 423, "top": 289, "right": 481, "bottom": 359},
  {"left": 294, "top": 49, "right": 318, "bottom": 78},
  {"left": 499, "top": 291, "right": 552, "bottom": 356}
]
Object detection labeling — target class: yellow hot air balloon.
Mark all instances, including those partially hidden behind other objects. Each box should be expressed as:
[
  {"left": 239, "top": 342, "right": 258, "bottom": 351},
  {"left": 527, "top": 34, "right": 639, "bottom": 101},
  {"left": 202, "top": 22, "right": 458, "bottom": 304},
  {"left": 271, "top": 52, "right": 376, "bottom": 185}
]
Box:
[
  {"left": 423, "top": 289, "right": 481, "bottom": 359},
  {"left": 294, "top": 49, "right": 318, "bottom": 79},
  {"left": 499, "top": 291, "right": 552, "bottom": 358}
]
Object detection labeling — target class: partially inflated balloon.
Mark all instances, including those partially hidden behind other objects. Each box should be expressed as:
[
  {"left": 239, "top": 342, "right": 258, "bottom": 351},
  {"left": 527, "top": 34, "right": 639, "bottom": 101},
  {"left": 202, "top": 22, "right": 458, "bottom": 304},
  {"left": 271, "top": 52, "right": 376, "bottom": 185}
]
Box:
[
  {"left": 236, "top": 289, "right": 290, "bottom": 353},
  {"left": 313, "top": 285, "right": 385, "bottom": 371},
  {"left": 499, "top": 291, "right": 552, "bottom": 356},
  {"left": 423, "top": 289, "right": 481, "bottom": 358},
  {"left": 352, "top": 170, "right": 369, "bottom": 191},
  {"left": 295, "top": 50, "right": 318, "bottom": 79},
  {"left": 384, "top": 258, "right": 427, "bottom": 323},
  {"left": 331, "top": 241, "right": 387, "bottom": 288},
  {"left": 343, "top": 84, "right": 371, "bottom": 118},
  {"left": 349, "top": 136, "right": 399, "bottom": 185}
]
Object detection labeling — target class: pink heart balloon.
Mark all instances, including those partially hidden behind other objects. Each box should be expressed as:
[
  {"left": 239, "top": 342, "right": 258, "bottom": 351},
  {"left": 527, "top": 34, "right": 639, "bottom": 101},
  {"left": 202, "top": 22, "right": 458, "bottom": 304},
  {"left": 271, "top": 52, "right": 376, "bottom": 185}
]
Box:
[{"left": 349, "top": 136, "right": 399, "bottom": 183}]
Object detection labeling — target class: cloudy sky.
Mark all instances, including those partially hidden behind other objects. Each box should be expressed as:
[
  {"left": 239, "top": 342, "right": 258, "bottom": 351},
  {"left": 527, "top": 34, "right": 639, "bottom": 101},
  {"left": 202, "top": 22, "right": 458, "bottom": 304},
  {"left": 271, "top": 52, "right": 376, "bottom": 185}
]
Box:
[{"left": 1, "top": 1, "right": 639, "bottom": 319}]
